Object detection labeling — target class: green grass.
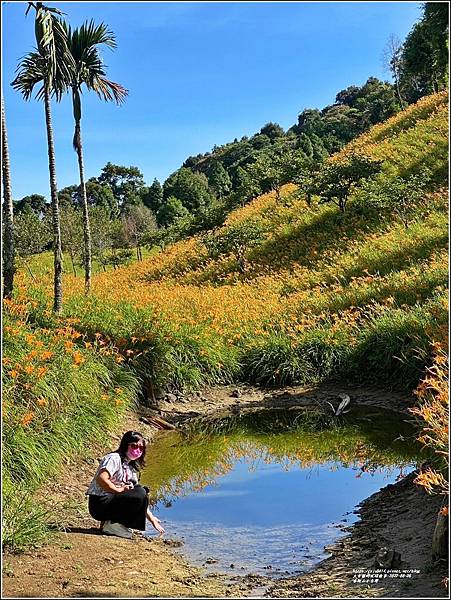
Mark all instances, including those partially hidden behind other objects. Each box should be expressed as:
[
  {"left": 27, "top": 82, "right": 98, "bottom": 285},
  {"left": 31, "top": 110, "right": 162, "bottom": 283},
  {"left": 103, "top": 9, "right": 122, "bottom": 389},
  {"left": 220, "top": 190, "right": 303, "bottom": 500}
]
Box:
[
  {"left": 23, "top": 246, "right": 156, "bottom": 279},
  {"left": 2, "top": 312, "right": 140, "bottom": 552}
]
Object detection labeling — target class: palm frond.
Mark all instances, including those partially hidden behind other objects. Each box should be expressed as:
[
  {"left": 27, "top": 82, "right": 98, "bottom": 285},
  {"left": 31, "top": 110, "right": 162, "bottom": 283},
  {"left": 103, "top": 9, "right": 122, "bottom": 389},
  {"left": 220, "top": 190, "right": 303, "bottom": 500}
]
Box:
[
  {"left": 25, "top": 3, "right": 34, "bottom": 17},
  {"left": 90, "top": 75, "right": 128, "bottom": 104},
  {"left": 29, "top": 4, "right": 74, "bottom": 96},
  {"left": 80, "top": 19, "right": 117, "bottom": 50},
  {"left": 11, "top": 51, "right": 46, "bottom": 100},
  {"left": 11, "top": 49, "right": 68, "bottom": 102},
  {"left": 65, "top": 19, "right": 128, "bottom": 105}
]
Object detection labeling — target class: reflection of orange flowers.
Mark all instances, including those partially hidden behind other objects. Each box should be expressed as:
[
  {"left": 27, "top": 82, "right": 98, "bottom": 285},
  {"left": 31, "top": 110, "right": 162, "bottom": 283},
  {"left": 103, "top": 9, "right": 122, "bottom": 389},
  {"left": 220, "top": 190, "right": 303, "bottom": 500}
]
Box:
[
  {"left": 9, "top": 369, "right": 19, "bottom": 379},
  {"left": 21, "top": 411, "right": 35, "bottom": 426},
  {"left": 37, "top": 397, "right": 47, "bottom": 407},
  {"left": 40, "top": 351, "right": 54, "bottom": 360},
  {"left": 439, "top": 506, "right": 448, "bottom": 517}
]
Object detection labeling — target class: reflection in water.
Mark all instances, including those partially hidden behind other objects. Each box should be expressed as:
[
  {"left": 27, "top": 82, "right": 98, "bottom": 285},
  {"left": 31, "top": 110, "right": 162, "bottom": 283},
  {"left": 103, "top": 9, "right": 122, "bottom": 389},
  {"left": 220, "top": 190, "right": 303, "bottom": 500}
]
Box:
[{"left": 141, "top": 407, "right": 421, "bottom": 578}]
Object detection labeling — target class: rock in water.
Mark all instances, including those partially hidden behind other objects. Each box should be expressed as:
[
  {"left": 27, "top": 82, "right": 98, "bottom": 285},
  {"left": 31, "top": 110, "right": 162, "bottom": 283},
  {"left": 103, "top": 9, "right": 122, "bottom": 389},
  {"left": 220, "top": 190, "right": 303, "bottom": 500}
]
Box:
[{"left": 336, "top": 394, "right": 351, "bottom": 415}]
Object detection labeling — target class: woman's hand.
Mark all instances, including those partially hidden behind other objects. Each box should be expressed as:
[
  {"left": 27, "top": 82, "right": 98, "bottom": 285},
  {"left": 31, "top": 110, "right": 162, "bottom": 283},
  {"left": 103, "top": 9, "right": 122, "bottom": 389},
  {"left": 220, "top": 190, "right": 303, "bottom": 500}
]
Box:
[
  {"left": 113, "top": 483, "right": 128, "bottom": 494},
  {"left": 147, "top": 511, "right": 165, "bottom": 535}
]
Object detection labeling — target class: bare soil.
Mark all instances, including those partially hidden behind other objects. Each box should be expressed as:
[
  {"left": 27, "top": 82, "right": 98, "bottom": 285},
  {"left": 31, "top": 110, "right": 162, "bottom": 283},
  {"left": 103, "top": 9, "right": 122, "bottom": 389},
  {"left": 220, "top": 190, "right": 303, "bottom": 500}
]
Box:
[{"left": 2, "top": 382, "right": 448, "bottom": 598}]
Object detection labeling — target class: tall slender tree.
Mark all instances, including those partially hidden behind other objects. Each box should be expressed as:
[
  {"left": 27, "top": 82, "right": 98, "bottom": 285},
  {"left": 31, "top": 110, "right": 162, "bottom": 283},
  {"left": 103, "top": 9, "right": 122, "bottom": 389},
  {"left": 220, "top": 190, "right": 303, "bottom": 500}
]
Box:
[
  {"left": 63, "top": 20, "right": 128, "bottom": 293},
  {"left": 383, "top": 34, "right": 406, "bottom": 109},
  {"left": 12, "top": 2, "right": 74, "bottom": 314},
  {"left": 2, "top": 97, "right": 15, "bottom": 299}
]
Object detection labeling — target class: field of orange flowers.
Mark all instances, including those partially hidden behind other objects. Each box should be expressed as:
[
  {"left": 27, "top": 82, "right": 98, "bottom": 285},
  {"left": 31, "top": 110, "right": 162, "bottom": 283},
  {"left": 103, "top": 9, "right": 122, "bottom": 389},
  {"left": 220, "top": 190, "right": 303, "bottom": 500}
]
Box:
[{"left": 6, "top": 93, "right": 449, "bottom": 393}]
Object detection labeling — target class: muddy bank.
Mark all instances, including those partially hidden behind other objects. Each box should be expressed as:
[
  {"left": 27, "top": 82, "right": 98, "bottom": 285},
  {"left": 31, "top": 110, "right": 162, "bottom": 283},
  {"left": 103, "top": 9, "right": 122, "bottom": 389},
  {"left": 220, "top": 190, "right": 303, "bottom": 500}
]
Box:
[
  {"left": 2, "top": 382, "right": 448, "bottom": 598},
  {"left": 151, "top": 381, "right": 419, "bottom": 425}
]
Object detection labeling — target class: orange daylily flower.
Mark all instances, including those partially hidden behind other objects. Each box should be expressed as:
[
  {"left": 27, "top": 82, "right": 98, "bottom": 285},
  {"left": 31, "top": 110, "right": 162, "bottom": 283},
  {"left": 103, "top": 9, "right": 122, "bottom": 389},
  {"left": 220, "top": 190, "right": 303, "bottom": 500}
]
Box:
[{"left": 21, "top": 411, "right": 35, "bottom": 427}]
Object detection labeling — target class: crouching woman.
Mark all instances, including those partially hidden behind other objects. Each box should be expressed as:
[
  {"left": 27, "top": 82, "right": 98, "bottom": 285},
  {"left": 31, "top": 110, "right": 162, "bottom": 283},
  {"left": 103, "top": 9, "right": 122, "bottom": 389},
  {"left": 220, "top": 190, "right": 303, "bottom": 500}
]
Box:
[{"left": 86, "top": 430, "right": 165, "bottom": 539}]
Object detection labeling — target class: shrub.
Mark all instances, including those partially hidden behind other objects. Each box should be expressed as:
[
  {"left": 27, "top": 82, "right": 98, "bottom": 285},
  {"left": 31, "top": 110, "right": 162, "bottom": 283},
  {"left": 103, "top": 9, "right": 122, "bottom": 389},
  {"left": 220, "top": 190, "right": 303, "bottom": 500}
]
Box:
[
  {"left": 356, "top": 170, "right": 431, "bottom": 227},
  {"left": 203, "top": 220, "right": 267, "bottom": 273},
  {"left": 2, "top": 311, "right": 140, "bottom": 551}
]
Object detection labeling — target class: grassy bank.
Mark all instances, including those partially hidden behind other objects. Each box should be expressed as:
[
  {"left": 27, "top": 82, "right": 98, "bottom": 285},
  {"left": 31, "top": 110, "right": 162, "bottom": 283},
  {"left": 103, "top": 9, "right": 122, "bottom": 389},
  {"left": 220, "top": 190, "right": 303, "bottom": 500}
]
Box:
[{"left": 2, "top": 312, "right": 140, "bottom": 552}]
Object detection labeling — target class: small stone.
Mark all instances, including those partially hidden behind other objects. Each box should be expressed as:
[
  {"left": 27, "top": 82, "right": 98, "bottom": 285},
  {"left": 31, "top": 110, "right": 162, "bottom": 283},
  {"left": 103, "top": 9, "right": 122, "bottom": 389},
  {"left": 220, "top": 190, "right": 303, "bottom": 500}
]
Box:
[
  {"left": 230, "top": 389, "right": 241, "bottom": 398},
  {"left": 374, "top": 547, "right": 401, "bottom": 568},
  {"left": 165, "top": 393, "right": 178, "bottom": 403}
]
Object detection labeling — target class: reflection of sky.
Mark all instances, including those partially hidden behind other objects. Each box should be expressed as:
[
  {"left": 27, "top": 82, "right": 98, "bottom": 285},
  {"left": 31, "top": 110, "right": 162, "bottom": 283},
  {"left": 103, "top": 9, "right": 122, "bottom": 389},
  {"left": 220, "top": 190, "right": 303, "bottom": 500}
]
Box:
[
  {"left": 147, "top": 455, "right": 415, "bottom": 577},
  {"left": 153, "top": 457, "right": 413, "bottom": 527}
]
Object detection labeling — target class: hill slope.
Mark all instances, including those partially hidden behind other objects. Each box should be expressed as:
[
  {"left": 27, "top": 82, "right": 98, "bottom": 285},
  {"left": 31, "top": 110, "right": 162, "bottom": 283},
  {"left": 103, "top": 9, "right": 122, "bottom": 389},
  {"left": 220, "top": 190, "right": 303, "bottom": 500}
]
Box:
[{"left": 9, "top": 92, "right": 449, "bottom": 395}]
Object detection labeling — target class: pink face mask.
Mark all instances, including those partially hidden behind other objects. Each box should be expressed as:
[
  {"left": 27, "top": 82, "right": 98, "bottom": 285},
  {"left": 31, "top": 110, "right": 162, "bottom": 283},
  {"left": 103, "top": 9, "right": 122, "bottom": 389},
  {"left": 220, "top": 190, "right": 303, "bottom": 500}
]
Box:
[{"left": 126, "top": 444, "right": 143, "bottom": 460}]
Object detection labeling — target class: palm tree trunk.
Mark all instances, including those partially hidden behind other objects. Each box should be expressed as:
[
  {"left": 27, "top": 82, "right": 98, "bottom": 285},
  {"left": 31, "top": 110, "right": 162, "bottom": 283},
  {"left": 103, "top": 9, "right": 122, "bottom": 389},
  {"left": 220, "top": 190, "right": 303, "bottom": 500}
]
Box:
[
  {"left": 44, "top": 87, "right": 63, "bottom": 315},
  {"left": 74, "top": 119, "right": 92, "bottom": 294},
  {"left": 2, "top": 98, "right": 14, "bottom": 299}
]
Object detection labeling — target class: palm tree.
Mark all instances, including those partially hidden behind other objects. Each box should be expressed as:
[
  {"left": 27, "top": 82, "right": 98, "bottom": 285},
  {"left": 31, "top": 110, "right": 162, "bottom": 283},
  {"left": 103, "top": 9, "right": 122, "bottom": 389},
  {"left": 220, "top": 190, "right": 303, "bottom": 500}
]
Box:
[
  {"left": 12, "top": 3, "right": 74, "bottom": 314},
  {"left": 2, "top": 97, "right": 15, "bottom": 299},
  {"left": 63, "top": 20, "right": 128, "bottom": 294}
]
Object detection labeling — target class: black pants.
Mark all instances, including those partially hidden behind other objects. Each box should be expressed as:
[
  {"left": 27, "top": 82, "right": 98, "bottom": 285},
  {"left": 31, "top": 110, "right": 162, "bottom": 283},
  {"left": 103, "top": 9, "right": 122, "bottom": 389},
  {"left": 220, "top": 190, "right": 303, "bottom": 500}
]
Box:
[{"left": 88, "top": 485, "right": 149, "bottom": 530}]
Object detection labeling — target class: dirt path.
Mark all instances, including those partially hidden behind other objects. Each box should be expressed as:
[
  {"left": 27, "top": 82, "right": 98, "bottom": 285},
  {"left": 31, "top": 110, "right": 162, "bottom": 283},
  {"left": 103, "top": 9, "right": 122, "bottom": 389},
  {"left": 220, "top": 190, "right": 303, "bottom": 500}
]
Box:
[{"left": 2, "top": 382, "right": 448, "bottom": 598}]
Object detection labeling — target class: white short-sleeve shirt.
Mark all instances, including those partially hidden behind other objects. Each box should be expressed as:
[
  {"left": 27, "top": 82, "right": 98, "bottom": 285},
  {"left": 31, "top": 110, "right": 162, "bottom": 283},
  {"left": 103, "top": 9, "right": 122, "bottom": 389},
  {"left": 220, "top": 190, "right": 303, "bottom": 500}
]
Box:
[{"left": 86, "top": 452, "right": 139, "bottom": 497}]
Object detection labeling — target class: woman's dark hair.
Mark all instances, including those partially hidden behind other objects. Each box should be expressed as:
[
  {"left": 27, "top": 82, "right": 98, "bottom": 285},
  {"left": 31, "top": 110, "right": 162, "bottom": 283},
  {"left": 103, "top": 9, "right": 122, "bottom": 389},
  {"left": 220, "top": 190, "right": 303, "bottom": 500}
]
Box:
[{"left": 116, "top": 430, "right": 147, "bottom": 470}]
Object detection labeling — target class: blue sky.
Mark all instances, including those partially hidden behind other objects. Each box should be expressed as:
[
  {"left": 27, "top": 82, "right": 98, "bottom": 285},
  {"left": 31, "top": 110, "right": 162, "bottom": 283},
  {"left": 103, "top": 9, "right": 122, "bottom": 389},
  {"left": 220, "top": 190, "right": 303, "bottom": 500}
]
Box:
[{"left": 2, "top": 1, "right": 422, "bottom": 200}]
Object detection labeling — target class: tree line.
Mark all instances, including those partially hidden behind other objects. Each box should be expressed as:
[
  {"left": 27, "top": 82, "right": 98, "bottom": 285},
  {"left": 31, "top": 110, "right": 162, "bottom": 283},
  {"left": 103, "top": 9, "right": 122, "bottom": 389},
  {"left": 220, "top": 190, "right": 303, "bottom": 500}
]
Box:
[{"left": 2, "top": 2, "right": 448, "bottom": 312}]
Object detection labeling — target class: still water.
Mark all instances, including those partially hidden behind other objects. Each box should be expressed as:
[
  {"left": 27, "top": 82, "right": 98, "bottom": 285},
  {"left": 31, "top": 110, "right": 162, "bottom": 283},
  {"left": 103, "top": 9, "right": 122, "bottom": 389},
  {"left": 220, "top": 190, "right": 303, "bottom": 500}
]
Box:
[{"left": 141, "top": 407, "right": 421, "bottom": 578}]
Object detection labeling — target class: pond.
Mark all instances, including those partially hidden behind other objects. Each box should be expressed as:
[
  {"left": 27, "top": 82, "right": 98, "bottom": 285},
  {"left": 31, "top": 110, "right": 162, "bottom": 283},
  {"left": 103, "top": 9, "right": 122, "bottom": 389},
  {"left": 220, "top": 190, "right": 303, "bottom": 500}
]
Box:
[{"left": 140, "top": 406, "right": 422, "bottom": 580}]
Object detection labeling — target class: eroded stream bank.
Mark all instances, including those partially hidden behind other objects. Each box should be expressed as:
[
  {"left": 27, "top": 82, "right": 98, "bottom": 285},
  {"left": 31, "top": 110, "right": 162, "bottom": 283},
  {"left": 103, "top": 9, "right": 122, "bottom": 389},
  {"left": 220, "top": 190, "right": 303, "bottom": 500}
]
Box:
[{"left": 2, "top": 383, "right": 448, "bottom": 598}]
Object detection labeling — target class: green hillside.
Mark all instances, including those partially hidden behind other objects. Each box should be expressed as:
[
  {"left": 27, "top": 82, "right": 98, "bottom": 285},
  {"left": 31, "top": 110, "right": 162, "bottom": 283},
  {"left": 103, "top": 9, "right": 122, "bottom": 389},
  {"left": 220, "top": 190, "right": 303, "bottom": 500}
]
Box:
[{"left": 10, "top": 91, "right": 448, "bottom": 390}]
